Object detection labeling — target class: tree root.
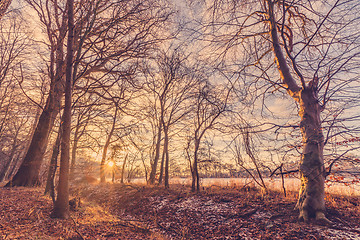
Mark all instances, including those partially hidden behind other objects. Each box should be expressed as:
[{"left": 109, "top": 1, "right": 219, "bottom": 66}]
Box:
[
  {"left": 298, "top": 209, "right": 309, "bottom": 222},
  {"left": 298, "top": 210, "right": 332, "bottom": 225},
  {"left": 315, "top": 212, "right": 332, "bottom": 225}
]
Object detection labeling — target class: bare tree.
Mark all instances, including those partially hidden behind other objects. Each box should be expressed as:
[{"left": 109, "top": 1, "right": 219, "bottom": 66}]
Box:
[
  {"left": 188, "top": 79, "right": 230, "bottom": 192},
  {"left": 7, "top": 0, "right": 67, "bottom": 187},
  {"left": 0, "top": 10, "right": 36, "bottom": 183},
  {"left": 44, "top": 123, "right": 62, "bottom": 202},
  {"left": 142, "top": 48, "right": 196, "bottom": 187},
  {"left": 99, "top": 106, "right": 118, "bottom": 183},
  {"left": 207, "top": 0, "right": 360, "bottom": 221},
  {"left": 52, "top": 0, "right": 74, "bottom": 219}
]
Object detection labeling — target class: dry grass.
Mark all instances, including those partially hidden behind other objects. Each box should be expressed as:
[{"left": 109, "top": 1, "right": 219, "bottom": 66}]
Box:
[{"left": 131, "top": 177, "right": 360, "bottom": 196}]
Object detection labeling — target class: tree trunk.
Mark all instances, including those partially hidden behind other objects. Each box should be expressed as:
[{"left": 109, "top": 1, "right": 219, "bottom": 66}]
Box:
[
  {"left": 196, "top": 165, "right": 200, "bottom": 192},
  {"left": 52, "top": 0, "right": 74, "bottom": 219},
  {"left": 0, "top": 158, "right": 12, "bottom": 182},
  {"left": 70, "top": 125, "right": 80, "bottom": 179},
  {"left": 140, "top": 152, "right": 148, "bottom": 182},
  {"left": 5, "top": 94, "right": 62, "bottom": 187},
  {"left": 100, "top": 142, "right": 110, "bottom": 183},
  {"left": 149, "top": 123, "right": 162, "bottom": 184},
  {"left": 296, "top": 87, "right": 328, "bottom": 222},
  {"left": 100, "top": 108, "right": 117, "bottom": 183},
  {"left": 0, "top": 126, "right": 19, "bottom": 182},
  {"left": 266, "top": 0, "right": 328, "bottom": 222},
  {"left": 191, "top": 140, "right": 200, "bottom": 192},
  {"left": 7, "top": 152, "right": 20, "bottom": 180},
  {"left": 45, "top": 124, "right": 62, "bottom": 203},
  {"left": 6, "top": 22, "right": 65, "bottom": 188},
  {"left": 164, "top": 127, "right": 169, "bottom": 188},
  {"left": 158, "top": 144, "right": 165, "bottom": 184},
  {"left": 120, "top": 153, "right": 128, "bottom": 184}
]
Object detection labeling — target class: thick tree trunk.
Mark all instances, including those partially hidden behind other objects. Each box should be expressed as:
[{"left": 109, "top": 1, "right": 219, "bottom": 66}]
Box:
[
  {"left": 266, "top": 0, "right": 328, "bottom": 222},
  {"left": 296, "top": 87, "right": 328, "bottom": 222},
  {"left": 5, "top": 93, "right": 62, "bottom": 187},
  {"left": 7, "top": 153, "right": 20, "bottom": 180},
  {"left": 6, "top": 21, "right": 65, "bottom": 187},
  {"left": 52, "top": 0, "right": 74, "bottom": 219},
  {"left": 196, "top": 164, "right": 200, "bottom": 192}
]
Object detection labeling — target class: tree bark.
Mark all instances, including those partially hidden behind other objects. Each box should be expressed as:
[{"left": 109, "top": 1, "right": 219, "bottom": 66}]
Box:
[
  {"left": 7, "top": 152, "right": 20, "bottom": 180},
  {"left": 52, "top": 0, "right": 74, "bottom": 219},
  {"left": 296, "top": 86, "right": 327, "bottom": 222},
  {"left": 5, "top": 88, "right": 62, "bottom": 187},
  {"left": 191, "top": 140, "right": 200, "bottom": 192},
  {"left": 148, "top": 122, "right": 162, "bottom": 184},
  {"left": 266, "top": 0, "right": 328, "bottom": 222},
  {"left": 0, "top": 125, "right": 19, "bottom": 182},
  {"left": 0, "top": 158, "right": 12, "bottom": 182},
  {"left": 44, "top": 124, "right": 62, "bottom": 203},
  {"left": 6, "top": 16, "right": 66, "bottom": 187},
  {"left": 158, "top": 141, "right": 166, "bottom": 184}
]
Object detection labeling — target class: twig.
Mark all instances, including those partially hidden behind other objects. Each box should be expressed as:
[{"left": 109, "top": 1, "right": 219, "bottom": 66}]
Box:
[
  {"left": 270, "top": 168, "right": 299, "bottom": 177},
  {"left": 280, "top": 164, "right": 286, "bottom": 197}
]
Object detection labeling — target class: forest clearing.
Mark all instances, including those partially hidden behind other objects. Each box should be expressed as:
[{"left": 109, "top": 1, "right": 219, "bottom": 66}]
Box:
[{"left": 1, "top": 181, "right": 360, "bottom": 240}]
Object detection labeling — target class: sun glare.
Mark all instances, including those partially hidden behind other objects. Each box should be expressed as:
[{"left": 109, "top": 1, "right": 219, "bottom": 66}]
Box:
[{"left": 107, "top": 161, "right": 114, "bottom": 168}]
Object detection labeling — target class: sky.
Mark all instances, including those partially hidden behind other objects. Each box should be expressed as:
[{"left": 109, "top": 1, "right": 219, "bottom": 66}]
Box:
[{"left": 4, "top": 0, "right": 360, "bottom": 176}]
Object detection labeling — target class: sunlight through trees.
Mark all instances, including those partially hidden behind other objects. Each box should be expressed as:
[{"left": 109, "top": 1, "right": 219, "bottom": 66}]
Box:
[{"left": 0, "top": 0, "right": 359, "bottom": 228}]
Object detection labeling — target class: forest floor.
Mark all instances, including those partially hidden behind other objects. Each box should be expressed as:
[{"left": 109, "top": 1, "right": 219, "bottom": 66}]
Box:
[{"left": 0, "top": 182, "right": 359, "bottom": 239}]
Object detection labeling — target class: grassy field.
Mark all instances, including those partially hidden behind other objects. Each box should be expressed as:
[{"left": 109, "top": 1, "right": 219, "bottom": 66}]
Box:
[{"left": 130, "top": 177, "right": 360, "bottom": 196}]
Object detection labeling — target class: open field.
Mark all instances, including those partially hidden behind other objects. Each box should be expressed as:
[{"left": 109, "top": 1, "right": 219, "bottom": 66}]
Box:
[{"left": 130, "top": 177, "right": 360, "bottom": 196}]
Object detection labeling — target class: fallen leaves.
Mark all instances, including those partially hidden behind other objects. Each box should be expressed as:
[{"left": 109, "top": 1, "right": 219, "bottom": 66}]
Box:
[
  {"left": 74, "top": 183, "right": 360, "bottom": 240},
  {"left": 0, "top": 187, "right": 159, "bottom": 239},
  {"left": 0, "top": 184, "right": 359, "bottom": 239}
]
